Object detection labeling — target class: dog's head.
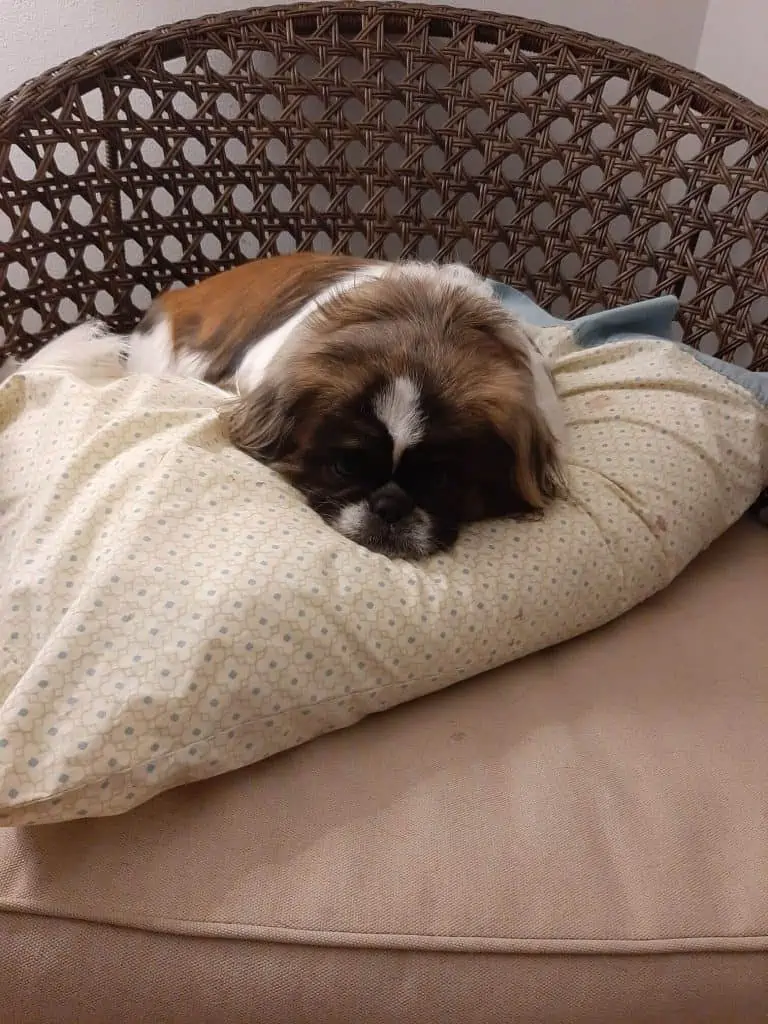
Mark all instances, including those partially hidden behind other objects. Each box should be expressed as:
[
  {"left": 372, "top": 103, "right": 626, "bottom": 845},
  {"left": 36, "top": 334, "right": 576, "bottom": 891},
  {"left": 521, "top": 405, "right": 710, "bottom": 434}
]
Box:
[{"left": 223, "top": 266, "right": 565, "bottom": 558}]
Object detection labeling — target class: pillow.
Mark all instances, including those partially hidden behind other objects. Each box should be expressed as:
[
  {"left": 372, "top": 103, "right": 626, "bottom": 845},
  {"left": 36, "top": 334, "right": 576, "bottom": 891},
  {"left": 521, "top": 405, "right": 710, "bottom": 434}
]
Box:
[{"left": 1, "top": 295, "right": 766, "bottom": 825}]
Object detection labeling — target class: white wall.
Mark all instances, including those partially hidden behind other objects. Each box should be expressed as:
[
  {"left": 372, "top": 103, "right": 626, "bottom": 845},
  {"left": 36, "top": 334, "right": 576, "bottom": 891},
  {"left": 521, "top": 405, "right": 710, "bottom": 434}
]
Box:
[
  {"left": 695, "top": 0, "right": 768, "bottom": 106},
  {"left": 0, "top": 0, "right": 711, "bottom": 100},
  {"left": 1, "top": 0, "right": 766, "bottom": 108},
  {"left": 0, "top": 0, "right": 267, "bottom": 98},
  {"left": 441, "top": 0, "right": 710, "bottom": 67}
]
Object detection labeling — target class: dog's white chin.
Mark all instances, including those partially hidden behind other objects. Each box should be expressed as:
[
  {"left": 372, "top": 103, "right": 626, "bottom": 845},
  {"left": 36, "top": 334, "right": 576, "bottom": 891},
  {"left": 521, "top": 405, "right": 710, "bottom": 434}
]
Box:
[{"left": 334, "top": 501, "right": 435, "bottom": 559}]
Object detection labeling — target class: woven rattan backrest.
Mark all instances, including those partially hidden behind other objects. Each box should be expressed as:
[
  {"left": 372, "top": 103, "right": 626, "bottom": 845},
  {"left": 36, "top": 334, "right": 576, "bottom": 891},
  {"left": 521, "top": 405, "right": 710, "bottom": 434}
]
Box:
[{"left": 1, "top": 2, "right": 766, "bottom": 368}]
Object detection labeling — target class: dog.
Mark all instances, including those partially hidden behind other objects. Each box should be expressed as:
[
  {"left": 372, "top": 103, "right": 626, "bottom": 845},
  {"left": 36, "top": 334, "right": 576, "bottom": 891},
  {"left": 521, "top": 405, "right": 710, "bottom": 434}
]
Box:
[{"left": 9, "top": 255, "right": 567, "bottom": 558}]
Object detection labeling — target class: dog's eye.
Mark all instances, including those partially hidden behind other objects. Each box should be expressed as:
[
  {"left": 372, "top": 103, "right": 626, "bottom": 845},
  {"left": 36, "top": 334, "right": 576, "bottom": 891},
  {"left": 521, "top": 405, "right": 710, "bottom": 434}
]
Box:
[
  {"left": 419, "top": 463, "right": 451, "bottom": 492},
  {"left": 330, "top": 450, "right": 365, "bottom": 479}
]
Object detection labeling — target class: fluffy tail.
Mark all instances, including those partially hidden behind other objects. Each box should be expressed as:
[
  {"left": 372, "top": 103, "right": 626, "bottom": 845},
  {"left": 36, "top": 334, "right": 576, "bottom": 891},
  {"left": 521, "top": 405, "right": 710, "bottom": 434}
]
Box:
[{"left": 7, "top": 321, "right": 129, "bottom": 386}]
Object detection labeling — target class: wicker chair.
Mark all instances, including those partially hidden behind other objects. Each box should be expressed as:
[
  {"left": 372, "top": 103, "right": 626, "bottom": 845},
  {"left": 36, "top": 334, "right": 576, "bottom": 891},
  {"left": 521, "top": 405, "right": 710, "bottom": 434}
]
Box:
[
  {"left": 2, "top": 2, "right": 767, "bottom": 368},
  {"left": 1, "top": 5, "right": 767, "bottom": 1022}
]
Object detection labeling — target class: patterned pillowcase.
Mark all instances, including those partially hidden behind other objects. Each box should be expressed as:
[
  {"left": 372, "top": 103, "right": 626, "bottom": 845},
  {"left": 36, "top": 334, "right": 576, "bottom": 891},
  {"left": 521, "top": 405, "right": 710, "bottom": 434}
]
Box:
[
  {"left": 0, "top": 316, "right": 766, "bottom": 825},
  {"left": 496, "top": 284, "right": 768, "bottom": 528}
]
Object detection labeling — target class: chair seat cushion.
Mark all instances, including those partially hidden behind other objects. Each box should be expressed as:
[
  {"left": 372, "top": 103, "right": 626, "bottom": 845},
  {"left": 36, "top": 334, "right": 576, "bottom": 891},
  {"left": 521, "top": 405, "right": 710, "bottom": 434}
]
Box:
[{"left": 1, "top": 517, "right": 766, "bottom": 1022}]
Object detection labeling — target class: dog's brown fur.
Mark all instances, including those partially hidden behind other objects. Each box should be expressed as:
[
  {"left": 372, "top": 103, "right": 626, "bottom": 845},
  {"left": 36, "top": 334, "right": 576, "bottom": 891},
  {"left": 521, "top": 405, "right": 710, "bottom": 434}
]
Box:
[
  {"left": 222, "top": 272, "right": 563, "bottom": 515},
  {"left": 141, "top": 253, "right": 371, "bottom": 383},
  {"left": 136, "top": 254, "right": 565, "bottom": 556}
]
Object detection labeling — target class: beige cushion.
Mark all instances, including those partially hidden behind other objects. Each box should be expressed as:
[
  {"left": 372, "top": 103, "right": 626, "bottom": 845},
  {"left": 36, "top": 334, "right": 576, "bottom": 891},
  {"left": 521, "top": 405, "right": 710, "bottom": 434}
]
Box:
[
  {"left": 1, "top": 517, "right": 766, "bottom": 1023},
  {"left": 1, "top": 331, "right": 766, "bottom": 825}
]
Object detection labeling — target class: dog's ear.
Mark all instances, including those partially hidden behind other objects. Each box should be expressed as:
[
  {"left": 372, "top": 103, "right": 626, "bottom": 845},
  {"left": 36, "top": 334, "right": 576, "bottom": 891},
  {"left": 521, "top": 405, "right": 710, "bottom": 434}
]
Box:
[
  {"left": 477, "top": 372, "right": 565, "bottom": 513},
  {"left": 220, "top": 381, "right": 296, "bottom": 464},
  {"left": 477, "top": 320, "right": 566, "bottom": 511},
  {"left": 503, "top": 401, "right": 565, "bottom": 511}
]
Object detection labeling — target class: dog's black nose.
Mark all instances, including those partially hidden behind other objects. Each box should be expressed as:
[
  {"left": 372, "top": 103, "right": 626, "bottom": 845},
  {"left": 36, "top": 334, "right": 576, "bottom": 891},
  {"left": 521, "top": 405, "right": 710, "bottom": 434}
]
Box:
[{"left": 370, "top": 483, "right": 414, "bottom": 524}]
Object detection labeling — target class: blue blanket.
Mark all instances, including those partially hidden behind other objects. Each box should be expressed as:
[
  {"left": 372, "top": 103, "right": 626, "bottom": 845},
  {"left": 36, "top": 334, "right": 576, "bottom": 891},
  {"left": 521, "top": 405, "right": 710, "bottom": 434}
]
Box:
[
  {"left": 490, "top": 281, "right": 768, "bottom": 523},
  {"left": 490, "top": 281, "right": 768, "bottom": 408}
]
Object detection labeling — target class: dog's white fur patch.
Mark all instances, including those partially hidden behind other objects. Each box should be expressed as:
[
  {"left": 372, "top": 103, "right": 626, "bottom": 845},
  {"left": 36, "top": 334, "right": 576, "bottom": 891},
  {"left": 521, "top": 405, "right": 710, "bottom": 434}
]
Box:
[
  {"left": 235, "top": 267, "right": 388, "bottom": 393},
  {"left": 373, "top": 376, "right": 424, "bottom": 465},
  {"left": 12, "top": 318, "right": 222, "bottom": 393},
  {"left": 15, "top": 321, "right": 126, "bottom": 385},
  {"left": 124, "top": 317, "right": 174, "bottom": 375},
  {"left": 126, "top": 318, "right": 213, "bottom": 380},
  {"left": 403, "top": 508, "right": 433, "bottom": 558},
  {"left": 235, "top": 312, "right": 303, "bottom": 393},
  {"left": 334, "top": 500, "right": 434, "bottom": 558},
  {"left": 335, "top": 501, "right": 368, "bottom": 539}
]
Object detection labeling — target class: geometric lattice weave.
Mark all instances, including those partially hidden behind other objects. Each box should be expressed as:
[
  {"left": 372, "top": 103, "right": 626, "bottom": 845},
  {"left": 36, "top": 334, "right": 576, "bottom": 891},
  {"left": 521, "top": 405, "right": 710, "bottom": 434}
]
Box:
[{"left": 1, "top": 2, "right": 767, "bottom": 368}]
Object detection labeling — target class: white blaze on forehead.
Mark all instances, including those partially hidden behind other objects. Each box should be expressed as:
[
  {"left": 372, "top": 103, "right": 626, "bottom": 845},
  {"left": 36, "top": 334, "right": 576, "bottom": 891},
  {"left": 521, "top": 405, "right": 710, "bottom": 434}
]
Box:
[{"left": 373, "top": 376, "right": 424, "bottom": 464}]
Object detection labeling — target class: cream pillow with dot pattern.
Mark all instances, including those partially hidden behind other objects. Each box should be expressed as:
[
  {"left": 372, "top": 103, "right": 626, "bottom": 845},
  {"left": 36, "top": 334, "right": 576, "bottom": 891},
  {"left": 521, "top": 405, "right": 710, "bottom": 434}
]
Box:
[{"left": 1, "top": 329, "right": 766, "bottom": 825}]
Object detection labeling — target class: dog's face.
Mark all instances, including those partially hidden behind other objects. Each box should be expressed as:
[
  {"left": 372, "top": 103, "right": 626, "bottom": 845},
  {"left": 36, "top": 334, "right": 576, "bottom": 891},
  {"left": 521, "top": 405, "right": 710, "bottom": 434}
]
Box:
[{"left": 224, "top": 273, "right": 564, "bottom": 559}]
